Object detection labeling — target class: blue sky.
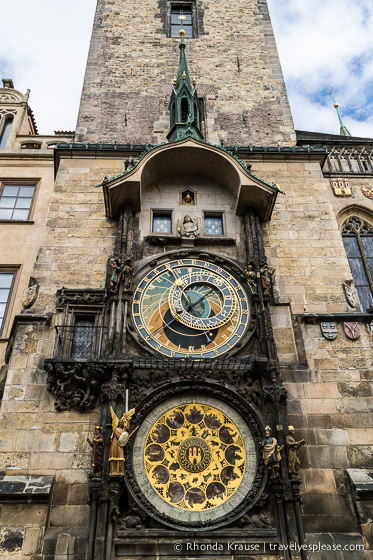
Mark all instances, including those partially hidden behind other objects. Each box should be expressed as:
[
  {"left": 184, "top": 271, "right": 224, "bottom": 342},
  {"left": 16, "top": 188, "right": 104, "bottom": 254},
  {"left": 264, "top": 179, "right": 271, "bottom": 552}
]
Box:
[
  {"left": 267, "top": 0, "right": 373, "bottom": 137},
  {"left": 1, "top": 0, "right": 372, "bottom": 138}
]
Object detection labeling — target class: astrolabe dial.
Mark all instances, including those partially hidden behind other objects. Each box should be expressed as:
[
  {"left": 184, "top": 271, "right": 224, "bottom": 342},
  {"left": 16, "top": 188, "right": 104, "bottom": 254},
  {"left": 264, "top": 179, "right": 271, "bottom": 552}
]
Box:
[
  {"left": 132, "top": 258, "right": 250, "bottom": 358},
  {"left": 143, "top": 403, "right": 247, "bottom": 512},
  {"left": 168, "top": 268, "right": 236, "bottom": 330}
]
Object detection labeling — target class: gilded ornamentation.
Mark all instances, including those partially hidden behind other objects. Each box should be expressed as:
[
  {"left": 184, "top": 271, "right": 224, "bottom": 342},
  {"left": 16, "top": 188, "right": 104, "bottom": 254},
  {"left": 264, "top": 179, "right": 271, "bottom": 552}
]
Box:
[
  {"left": 132, "top": 258, "right": 250, "bottom": 359},
  {"left": 285, "top": 426, "right": 305, "bottom": 478},
  {"left": 320, "top": 321, "right": 337, "bottom": 340},
  {"left": 259, "top": 262, "right": 275, "bottom": 295},
  {"left": 109, "top": 258, "right": 122, "bottom": 290},
  {"left": 260, "top": 426, "right": 282, "bottom": 478},
  {"left": 22, "top": 283, "right": 38, "bottom": 308},
  {"left": 245, "top": 264, "right": 258, "bottom": 294},
  {"left": 330, "top": 178, "right": 352, "bottom": 197},
  {"left": 143, "top": 403, "right": 247, "bottom": 512},
  {"left": 109, "top": 407, "right": 136, "bottom": 476},
  {"left": 362, "top": 186, "right": 373, "bottom": 199}
]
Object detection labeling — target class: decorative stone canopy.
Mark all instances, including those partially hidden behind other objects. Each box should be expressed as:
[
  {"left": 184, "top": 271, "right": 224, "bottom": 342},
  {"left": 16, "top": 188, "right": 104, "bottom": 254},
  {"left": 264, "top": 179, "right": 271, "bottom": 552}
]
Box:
[{"left": 102, "top": 137, "right": 281, "bottom": 221}]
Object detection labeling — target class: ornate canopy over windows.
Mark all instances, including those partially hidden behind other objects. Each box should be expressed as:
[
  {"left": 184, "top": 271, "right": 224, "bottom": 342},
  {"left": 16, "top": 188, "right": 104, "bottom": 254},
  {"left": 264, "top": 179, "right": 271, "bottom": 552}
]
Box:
[{"left": 342, "top": 216, "right": 373, "bottom": 312}]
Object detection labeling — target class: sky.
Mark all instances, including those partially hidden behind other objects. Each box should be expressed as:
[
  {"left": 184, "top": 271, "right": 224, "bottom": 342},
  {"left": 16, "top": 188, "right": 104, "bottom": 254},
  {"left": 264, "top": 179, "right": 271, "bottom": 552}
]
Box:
[{"left": 0, "top": 0, "right": 372, "bottom": 138}]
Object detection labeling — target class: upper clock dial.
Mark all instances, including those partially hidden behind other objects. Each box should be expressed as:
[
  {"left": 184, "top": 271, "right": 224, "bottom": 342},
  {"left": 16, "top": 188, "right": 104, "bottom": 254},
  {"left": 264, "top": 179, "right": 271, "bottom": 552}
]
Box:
[{"left": 132, "top": 258, "right": 250, "bottom": 358}]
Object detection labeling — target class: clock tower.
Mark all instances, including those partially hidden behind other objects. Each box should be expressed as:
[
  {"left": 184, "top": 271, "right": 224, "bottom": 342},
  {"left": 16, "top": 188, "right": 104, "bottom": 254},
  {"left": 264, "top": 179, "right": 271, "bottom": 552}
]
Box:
[
  {"left": 1, "top": 0, "right": 371, "bottom": 558},
  {"left": 49, "top": 7, "right": 300, "bottom": 553}
]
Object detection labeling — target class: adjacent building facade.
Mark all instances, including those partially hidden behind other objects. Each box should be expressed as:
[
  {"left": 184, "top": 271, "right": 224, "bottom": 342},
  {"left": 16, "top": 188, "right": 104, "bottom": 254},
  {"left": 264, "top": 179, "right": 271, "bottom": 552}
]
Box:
[{"left": 0, "top": 1, "right": 372, "bottom": 559}]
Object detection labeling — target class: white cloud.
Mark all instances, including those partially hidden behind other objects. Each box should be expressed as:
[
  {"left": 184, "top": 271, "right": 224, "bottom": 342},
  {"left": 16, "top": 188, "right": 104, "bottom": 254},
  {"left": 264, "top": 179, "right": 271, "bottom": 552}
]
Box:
[
  {"left": 0, "top": 0, "right": 96, "bottom": 134},
  {"left": 0, "top": 0, "right": 372, "bottom": 138},
  {"left": 267, "top": 0, "right": 373, "bottom": 136}
]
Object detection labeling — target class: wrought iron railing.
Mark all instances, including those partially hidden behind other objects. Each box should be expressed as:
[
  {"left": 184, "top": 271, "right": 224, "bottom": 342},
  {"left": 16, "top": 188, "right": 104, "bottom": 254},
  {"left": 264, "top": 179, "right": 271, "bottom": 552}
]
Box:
[{"left": 53, "top": 324, "right": 106, "bottom": 359}]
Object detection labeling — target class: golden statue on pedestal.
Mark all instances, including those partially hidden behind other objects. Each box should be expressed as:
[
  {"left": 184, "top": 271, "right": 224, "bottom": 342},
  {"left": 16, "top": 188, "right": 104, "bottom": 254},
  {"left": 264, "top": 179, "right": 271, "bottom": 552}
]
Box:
[{"left": 109, "top": 407, "right": 137, "bottom": 476}]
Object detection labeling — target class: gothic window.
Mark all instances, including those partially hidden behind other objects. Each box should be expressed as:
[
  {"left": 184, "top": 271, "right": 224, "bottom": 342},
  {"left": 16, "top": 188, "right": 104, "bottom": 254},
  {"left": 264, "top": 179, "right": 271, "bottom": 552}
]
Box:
[
  {"left": 0, "top": 116, "right": 13, "bottom": 149},
  {"left": 342, "top": 216, "right": 373, "bottom": 312},
  {"left": 181, "top": 98, "right": 189, "bottom": 121},
  {"left": 152, "top": 212, "right": 172, "bottom": 234},
  {"left": 0, "top": 271, "right": 16, "bottom": 336},
  {"left": 204, "top": 213, "right": 224, "bottom": 236},
  {"left": 171, "top": 6, "right": 193, "bottom": 37},
  {"left": 0, "top": 183, "right": 36, "bottom": 221},
  {"left": 71, "top": 316, "right": 95, "bottom": 359}
]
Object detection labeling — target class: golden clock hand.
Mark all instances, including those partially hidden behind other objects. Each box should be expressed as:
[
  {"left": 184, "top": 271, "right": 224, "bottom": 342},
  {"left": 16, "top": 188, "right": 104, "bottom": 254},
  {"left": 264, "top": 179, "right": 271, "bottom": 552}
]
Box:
[{"left": 152, "top": 287, "right": 216, "bottom": 337}]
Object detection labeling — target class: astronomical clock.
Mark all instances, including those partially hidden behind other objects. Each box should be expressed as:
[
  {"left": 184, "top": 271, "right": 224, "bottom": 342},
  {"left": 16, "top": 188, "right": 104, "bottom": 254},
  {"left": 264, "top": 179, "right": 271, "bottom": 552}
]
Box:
[
  {"left": 130, "top": 394, "right": 263, "bottom": 528},
  {"left": 122, "top": 253, "right": 265, "bottom": 530},
  {"left": 131, "top": 257, "right": 251, "bottom": 359}
]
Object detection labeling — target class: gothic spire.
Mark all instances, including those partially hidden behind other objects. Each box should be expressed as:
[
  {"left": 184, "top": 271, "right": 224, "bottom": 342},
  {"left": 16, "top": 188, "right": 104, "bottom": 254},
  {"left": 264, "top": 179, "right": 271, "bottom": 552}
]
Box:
[
  {"left": 331, "top": 87, "right": 351, "bottom": 137},
  {"left": 167, "top": 13, "right": 203, "bottom": 141}
]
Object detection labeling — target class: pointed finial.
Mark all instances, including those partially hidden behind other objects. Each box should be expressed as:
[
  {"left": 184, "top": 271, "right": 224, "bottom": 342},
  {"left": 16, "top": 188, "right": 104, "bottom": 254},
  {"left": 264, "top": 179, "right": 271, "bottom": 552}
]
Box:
[
  {"left": 178, "top": 10, "right": 186, "bottom": 41},
  {"left": 330, "top": 87, "right": 351, "bottom": 137},
  {"left": 192, "top": 77, "right": 197, "bottom": 87}
]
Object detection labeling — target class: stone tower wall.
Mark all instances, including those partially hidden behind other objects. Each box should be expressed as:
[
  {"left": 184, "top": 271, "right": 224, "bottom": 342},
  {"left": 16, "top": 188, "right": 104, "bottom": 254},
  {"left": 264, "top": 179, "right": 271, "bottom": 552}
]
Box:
[{"left": 76, "top": 0, "right": 295, "bottom": 146}]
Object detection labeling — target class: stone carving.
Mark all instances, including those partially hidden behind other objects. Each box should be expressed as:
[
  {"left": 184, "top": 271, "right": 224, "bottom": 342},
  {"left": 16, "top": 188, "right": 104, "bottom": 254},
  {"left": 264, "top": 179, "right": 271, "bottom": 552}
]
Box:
[
  {"left": 260, "top": 426, "right": 282, "bottom": 478},
  {"left": 343, "top": 283, "right": 356, "bottom": 308},
  {"left": 0, "top": 93, "right": 20, "bottom": 103},
  {"left": 177, "top": 215, "right": 200, "bottom": 238},
  {"left": 343, "top": 322, "right": 361, "bottom": 340},
  {"left": 330, "top": 178, "right": 352, "bottom": 197},
  {"left": 101, "top": 371, "right": 128, "bottom": 403},
  {"left": 245, "top": 264, "right": 258, "bottom": 294},
  {"left": 122, "top": 258, "right": 134, "bottom": 292},
  {"left": 44, "top": 361, "right": 109, "bottom": 411},
  {"left": 2, "top": 78, "right": 14, "bottom": 89},
  {"left": 320, "top": 321, "right": 337, "bottom": 340},
  {"left": 239, "top": 512, "right": 271, "bottom": 528},
  {"left": 262, "top": 385, "right": 287, "bottom": 402},
  {"left": 109, "top": 407, "right": 136, "bottom": 476},
  {"left": 119, "top": 515, "right": 143, "bottom": 530},
  {"left": 55, "top": 288, "right": 106, "bottom": 310},
  {"left": 109, "top": 258, "right": 122, "bottom": 290},
  {"left": 87, "top": 426, "right": 105, "bottom": 476},
  {"left": 285, "top": 426, "right": 305, "bottom": 478},
  {"left": 259, "top": 262, "right": 275, "bottom": 295},
  {"left": 240, "top": 378, "right": 261, "bottom": 406},
  {"left": 21, "top": 282, "right": 38, "bottom": 309}
]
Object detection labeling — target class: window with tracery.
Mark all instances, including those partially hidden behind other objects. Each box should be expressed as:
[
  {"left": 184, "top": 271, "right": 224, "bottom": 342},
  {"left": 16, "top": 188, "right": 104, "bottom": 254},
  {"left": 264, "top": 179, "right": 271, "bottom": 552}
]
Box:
[{"left": 342, "top": 216, "right": 373, "bottom": 312}]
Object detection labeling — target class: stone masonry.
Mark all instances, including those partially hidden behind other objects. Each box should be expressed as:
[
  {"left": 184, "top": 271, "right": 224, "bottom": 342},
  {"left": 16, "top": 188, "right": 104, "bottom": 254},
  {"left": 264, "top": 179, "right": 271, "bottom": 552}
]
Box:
[
  {"left": 0, "top": 0, "right": 372, "bottom": 558},
  {"left": 76, "top": 0, "right": 295, "bottom": 146}
]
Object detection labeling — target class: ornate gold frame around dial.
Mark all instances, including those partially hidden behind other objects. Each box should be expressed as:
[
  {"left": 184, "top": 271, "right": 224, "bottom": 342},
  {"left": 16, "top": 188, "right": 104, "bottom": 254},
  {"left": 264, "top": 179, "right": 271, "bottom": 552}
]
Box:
[{"left": 130, "top": 391, "right": 263, "bottom": 529}]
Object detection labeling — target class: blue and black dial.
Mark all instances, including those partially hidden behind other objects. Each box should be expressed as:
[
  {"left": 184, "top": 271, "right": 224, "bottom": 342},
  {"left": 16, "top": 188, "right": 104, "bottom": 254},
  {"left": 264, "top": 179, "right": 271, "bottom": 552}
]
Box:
[{"left": 132, "top": 258, "right": 250, "bottom": 359}]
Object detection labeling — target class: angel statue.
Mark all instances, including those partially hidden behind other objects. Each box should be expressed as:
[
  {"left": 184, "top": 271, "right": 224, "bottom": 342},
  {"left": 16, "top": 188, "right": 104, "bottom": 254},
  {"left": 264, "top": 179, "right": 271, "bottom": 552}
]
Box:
[{"left": 109, "top": 407, "right": 137, "bottom": 476}]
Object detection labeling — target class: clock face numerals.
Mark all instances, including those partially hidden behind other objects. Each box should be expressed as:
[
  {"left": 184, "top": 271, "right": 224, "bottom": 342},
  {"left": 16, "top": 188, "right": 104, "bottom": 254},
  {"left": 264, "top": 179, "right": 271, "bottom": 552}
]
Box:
[{"left": 132, "top": 258, "right": 250, "bottom": 358}]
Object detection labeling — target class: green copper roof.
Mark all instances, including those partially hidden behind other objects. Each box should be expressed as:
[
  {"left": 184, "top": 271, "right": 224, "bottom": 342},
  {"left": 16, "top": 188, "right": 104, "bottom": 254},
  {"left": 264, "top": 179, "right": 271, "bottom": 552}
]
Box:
[
  {"left": 174, "top": 35, "right": 193, "bottom": 94},
  {"left": 167, "top": 29, "right": 203, "bottom": 141}
]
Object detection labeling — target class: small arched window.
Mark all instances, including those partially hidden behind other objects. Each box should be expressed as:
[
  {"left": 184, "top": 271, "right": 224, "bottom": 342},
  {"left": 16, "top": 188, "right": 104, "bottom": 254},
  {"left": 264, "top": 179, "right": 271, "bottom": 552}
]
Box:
[
  {"left": 342, "top": 216, "right": 373, "bottom": 312},
  {"left": 181, "top": 98, "right": 189, "bottom": 122},
  {"left": 0, "top": 116, "right": 13, "bottom": 149}
]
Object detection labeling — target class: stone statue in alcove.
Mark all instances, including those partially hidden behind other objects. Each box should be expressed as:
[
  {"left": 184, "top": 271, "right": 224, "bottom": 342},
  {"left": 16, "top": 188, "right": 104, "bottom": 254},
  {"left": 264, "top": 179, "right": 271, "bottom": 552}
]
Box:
[{"left": 177, "top": 215, "right": 200, "bottom": 238}]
